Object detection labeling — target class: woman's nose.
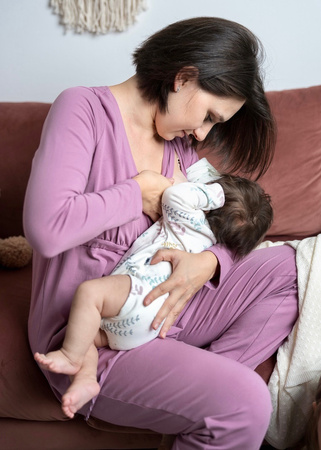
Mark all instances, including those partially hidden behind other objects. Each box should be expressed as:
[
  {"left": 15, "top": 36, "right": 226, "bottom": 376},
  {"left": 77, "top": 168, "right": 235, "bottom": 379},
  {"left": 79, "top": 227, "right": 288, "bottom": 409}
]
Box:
[{"left": 193, "top": 122, "right": 214, "bottom": 141}]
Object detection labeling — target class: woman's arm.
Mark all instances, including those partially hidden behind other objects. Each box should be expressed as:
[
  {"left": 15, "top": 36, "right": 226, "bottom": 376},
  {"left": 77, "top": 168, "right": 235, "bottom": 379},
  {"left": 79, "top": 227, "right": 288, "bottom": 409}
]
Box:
[{"left": 23, "top": 87, "right": 143, "bottom": 258}]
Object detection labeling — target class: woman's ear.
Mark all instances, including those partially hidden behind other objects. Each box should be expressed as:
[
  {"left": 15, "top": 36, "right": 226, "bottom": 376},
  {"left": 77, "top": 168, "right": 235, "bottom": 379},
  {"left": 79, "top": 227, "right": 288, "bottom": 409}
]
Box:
[{"left": 174, "top": 66, "right": 199, "bottom": 92}]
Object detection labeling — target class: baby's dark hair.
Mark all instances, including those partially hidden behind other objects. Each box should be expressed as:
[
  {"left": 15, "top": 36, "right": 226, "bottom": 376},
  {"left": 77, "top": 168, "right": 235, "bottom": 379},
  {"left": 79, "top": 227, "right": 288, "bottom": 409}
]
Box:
[{"left": 206, "top": 174, "right": 273, "bottom": 258}]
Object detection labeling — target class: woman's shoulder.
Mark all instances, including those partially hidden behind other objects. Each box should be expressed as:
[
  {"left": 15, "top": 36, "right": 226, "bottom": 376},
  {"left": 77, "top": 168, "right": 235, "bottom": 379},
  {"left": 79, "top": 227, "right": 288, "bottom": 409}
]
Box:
[
  {"left": 49, "top": 86, "right": 121, "bottom": 133},
  {"left": 53, "top": 86, "right": 113, "bottom": 111}
]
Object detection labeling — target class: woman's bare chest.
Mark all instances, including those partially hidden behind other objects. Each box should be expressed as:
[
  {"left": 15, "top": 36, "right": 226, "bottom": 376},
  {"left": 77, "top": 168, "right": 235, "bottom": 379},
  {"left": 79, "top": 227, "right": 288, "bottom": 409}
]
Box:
[{"left": 130, "top": 137, "right": 164, "bottom": 174}]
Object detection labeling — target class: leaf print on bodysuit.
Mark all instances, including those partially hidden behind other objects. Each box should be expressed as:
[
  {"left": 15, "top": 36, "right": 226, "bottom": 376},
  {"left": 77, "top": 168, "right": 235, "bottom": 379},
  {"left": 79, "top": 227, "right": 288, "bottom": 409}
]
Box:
[
  {"left": 168, "top": 221, "right": 186, "bottom": 236},
  {"left": 101, "top": 315, "right": 140, "bottom": 336},
  {"left": 141, "top": 273, "right": 169, "bottom": 289},
  {"left": 132, "top": 284, "right": 143, "bottom": 296}
]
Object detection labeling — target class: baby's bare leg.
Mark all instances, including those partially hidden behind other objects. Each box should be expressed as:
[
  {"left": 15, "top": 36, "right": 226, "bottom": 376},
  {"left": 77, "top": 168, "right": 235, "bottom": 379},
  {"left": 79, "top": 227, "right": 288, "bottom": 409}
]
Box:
[
  {"left": 62, "top": 344, "right": 100, "bottom": 419},
  {"left": 34, "top": 275, "right": 131, "bottom": 374}
]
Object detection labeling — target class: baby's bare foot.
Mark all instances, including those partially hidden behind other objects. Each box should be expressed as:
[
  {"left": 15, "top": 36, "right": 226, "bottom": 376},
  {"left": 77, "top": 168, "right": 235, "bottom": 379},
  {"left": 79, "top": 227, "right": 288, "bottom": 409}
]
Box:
[
  {"left": 34, "top": 351, "right": 80, "bottom": 375},
  {"left": 62, "top": 378, "right": 100, "bottom": 419}
]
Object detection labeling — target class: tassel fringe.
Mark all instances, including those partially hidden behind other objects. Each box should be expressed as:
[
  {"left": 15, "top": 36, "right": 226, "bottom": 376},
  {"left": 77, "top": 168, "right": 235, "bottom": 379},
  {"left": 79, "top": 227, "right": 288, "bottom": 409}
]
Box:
[{"left": 50, "top": 0, "right": 148, "bottom": 34}]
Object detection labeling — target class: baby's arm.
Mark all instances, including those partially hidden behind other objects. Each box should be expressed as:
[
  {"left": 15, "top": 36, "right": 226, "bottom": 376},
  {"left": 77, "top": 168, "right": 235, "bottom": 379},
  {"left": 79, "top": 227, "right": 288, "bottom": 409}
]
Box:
[
  {"left": 160, "top": 182, "right": 225, "bottom": 254},
  {"left": 161, "top": 182, "right": 224, "bottom": 225}
]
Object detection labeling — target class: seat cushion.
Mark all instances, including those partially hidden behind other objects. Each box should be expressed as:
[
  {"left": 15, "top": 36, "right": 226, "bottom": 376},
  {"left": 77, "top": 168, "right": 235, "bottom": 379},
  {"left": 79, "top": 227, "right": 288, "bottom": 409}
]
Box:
[{"left": 0, "top": 264, "right": 67, "bottom": 421}]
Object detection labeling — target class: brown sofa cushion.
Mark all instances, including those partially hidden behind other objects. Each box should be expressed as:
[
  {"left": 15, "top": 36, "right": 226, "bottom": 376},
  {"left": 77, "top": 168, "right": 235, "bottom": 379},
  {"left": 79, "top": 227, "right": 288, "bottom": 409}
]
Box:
[
  {"left": 0, "top": 264, "right": 68, "bottom": 421},
  {"left": 1, "top": 417, "right": 163, "bottom": 450},
  {"left": 0, "top": 102, "right": 51, "bottom": 239},
  {"left": 262, "top": 85, "right": 321, "bottom": 240}
]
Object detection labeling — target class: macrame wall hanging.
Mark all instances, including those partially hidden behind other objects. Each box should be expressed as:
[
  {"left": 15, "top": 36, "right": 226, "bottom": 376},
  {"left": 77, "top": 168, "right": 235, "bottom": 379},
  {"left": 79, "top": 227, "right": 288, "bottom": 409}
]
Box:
[{"left": 50, "top": 0, "right": 148, "bottom": 34}]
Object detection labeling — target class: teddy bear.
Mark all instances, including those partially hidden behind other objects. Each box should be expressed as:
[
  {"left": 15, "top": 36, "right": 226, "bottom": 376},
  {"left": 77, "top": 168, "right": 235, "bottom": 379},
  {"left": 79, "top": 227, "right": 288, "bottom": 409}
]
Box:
[{"left": 0, "top": 236, "right": 33, "bottom": 269}]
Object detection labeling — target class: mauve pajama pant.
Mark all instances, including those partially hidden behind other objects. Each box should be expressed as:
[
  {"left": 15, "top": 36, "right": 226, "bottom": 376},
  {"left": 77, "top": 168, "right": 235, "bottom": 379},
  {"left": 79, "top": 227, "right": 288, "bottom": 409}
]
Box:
[{"left": 88, "top": 246, "right": 298, "bottom": 449}]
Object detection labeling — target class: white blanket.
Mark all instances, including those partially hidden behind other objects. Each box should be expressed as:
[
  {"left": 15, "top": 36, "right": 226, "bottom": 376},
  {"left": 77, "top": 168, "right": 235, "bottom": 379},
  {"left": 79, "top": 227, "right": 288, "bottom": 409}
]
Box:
[{"left": 257, "top": 236, "right": 321, "bottom": 449}]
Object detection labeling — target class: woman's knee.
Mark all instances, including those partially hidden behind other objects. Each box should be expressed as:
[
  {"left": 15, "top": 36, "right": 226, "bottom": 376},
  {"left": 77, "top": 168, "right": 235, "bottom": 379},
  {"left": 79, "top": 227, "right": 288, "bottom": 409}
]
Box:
[
  {"left": 206, "top": 369, "right": 272, "bottom": 449},
  {"left": 173, "top": 365, "right": 272, "bottom": 449},
  {"left": 239, "top": 371, "right": 272, "bottom": 435},
  {"left": 252, "top": 245, "right": 296, "bottom": 276},
  {"left": 183, "top": 354, "right": 272, "bottom": 433}
]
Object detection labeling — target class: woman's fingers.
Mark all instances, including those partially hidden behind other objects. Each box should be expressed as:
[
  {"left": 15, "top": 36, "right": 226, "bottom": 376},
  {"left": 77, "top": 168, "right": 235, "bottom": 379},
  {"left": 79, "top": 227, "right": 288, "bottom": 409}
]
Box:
[
  {"left": 143, "top": 249, "right": 181, "bottom": 307},
  {"left": 152, "top": 286, "right": 192, "bottom": 338}
]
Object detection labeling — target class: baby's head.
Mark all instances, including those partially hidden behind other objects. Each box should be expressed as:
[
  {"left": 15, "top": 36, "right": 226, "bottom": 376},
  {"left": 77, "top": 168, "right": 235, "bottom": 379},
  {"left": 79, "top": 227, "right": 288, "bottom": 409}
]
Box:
[{"left": 206, "top": 174, "right": 273, "bottom": 259}]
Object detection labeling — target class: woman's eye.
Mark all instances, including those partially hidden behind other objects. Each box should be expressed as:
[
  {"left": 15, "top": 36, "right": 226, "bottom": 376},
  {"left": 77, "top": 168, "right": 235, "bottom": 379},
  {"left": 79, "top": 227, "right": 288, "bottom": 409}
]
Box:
[{"left": 204, "top": 114, "right": 214, "bottom": 123}]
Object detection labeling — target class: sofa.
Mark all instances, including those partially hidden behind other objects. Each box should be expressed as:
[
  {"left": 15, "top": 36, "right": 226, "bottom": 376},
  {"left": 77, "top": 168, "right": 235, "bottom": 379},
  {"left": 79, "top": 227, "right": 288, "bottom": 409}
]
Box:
[{"left": 1, "top": 84, "right": 321, "bottom": 449}]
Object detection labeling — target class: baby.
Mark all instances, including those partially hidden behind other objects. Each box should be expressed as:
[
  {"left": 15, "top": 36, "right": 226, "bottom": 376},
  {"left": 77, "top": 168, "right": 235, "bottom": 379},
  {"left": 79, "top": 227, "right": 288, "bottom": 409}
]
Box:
[{"left": 35, "top": 158, "right": 273, "bottom": 419}]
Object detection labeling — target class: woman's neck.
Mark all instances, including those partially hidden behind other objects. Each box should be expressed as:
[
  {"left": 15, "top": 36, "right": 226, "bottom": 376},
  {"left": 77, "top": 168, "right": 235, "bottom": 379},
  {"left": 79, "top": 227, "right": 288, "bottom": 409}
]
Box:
[
  {"left": 109, "top": 76, "right": 165, "bottom": 174},
  {"left": 109, "top": 76, "right": 158, "bottom": 141}
]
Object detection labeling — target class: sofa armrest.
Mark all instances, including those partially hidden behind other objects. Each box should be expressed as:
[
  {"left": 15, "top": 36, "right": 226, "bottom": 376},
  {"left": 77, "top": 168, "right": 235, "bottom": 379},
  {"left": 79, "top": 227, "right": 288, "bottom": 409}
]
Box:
[{"left": 0, "top": 102, "right": 51, "bottom": 238}]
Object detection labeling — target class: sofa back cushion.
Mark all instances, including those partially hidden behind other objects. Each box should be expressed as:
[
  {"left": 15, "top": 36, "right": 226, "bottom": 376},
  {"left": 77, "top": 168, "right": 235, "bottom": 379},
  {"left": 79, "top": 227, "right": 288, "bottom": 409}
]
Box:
[
  {"left": 199, "top": 85, "right": 321, "bottom": 241},
  {"left": 0, "top": 102, "right": 51, "bottom": 238},
  {"left": 1, "top": 86, "right": 321, "bottom": 242},
  {"left": 261, "top": 85, "right": 321, "bottom": 241}
]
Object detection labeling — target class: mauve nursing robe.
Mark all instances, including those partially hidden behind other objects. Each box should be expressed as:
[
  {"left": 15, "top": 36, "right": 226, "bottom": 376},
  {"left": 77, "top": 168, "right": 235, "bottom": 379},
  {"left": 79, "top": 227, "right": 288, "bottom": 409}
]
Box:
[{"left": 24, "top": 85, "right": 201, "bottom": 400}]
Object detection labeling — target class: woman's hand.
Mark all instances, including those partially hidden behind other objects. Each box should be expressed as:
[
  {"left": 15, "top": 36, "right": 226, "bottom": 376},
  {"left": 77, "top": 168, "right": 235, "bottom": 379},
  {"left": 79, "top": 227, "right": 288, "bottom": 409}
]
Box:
[
  {"left": 134, "top": 170, "right": 174, "bottom": 222},
  {"left": 144, "top": 249, "right": 219, "bottom": 338}
]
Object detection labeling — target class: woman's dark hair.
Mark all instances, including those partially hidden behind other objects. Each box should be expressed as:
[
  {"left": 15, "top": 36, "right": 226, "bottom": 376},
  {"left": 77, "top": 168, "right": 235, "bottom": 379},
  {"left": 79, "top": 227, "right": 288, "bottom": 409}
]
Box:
[
  {"left": 133, "top": 17, "right": 276, "bottom": 178},
  {"left": 206, "top": 174, "right": 273, "bottom": 259}
]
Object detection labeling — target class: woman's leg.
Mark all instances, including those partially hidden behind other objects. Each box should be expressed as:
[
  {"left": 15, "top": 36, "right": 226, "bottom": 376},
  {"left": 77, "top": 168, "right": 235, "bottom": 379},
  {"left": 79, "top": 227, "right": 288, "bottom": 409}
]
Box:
[
  {"left": 91, "top": 338, "right": 272, "bottom": 450},
  {"left": 88, "top": 246, "right": 297, "bottom": 449},
  {"left": 176, "top": 245, "right": 299, "bottom": 369}
]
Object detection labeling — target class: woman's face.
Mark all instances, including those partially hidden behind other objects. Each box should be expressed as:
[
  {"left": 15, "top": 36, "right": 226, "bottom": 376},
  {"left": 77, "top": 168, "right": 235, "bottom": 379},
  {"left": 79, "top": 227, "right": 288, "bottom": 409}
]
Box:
[{"left": 154, "top": 79, "right": 245, "bottom": 142}]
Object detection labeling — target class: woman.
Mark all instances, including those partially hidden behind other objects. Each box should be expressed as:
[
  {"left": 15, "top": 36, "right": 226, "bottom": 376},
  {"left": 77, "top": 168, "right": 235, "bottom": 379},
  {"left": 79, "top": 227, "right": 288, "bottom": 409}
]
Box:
[{"left": 24, "top": 17, "right": 299, "bottom": 449}]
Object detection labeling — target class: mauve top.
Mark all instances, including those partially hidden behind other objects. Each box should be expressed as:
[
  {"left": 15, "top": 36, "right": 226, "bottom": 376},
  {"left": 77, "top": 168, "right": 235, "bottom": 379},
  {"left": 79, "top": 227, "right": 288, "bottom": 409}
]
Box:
[{"left": 23, "top": 86, "right": 234, "bottom": 406}]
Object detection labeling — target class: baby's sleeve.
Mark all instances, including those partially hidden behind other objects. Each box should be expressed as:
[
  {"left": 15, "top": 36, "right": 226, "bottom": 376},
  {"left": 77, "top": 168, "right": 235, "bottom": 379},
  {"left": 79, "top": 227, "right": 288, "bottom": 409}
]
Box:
[{"left": 162, "top": 182, "right": 224, "bottom": 218}]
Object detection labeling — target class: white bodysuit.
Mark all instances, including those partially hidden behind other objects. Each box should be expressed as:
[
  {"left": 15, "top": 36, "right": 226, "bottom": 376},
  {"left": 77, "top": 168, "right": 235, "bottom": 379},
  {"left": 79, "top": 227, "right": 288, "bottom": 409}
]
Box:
[{"left": 100, "top": 158, "right": 224, "bottom": 350}]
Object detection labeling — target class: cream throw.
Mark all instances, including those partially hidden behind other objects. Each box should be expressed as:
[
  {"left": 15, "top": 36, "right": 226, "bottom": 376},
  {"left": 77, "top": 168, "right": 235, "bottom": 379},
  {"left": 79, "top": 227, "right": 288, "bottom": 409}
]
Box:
[{"left": 257, "top": 236, "right": 321, "bottom": 449}]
